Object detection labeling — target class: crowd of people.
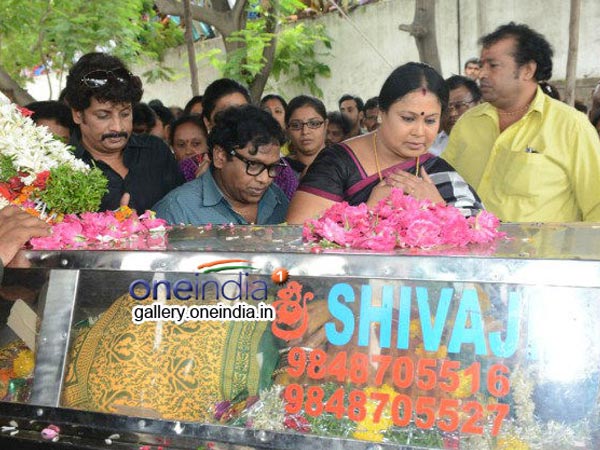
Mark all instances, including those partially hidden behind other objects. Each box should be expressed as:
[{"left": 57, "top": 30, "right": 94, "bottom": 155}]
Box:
[{"left": 3, "top": 21, "right": 600, "bottom": 273}]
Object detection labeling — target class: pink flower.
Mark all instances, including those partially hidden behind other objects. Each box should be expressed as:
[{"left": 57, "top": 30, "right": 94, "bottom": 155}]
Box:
[
  {"left": 468, "top": 210, "right": 504, "bottom": 243},
  {"left": 30, "top": 234, "right": 62, "bottom": 250},
  {"left": 316, "top": 217, "right": 348, "bottom": 245},
  {"left": 403, "top": 218, "right": 443, "bottom": 248},
  {"left": 303, "top": 188, "right": 503, "bottom": 250},
  {"left": 353, "top": 227, "right": 397, "bottom": 251},
  {"left": 28, "top": 209, "right": 170, "bottom": 250}
]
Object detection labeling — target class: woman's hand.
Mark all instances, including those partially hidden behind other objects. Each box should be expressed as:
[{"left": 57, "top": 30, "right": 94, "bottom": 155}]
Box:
[
  {"left": 366, "top": 178, "right": 393, "bottom": 207},
  {"left": 195, "top": 153, "right": 211, "bottom": 178},
  {"left": 384, "top": 167, "right": 446, "bottom": 205}
]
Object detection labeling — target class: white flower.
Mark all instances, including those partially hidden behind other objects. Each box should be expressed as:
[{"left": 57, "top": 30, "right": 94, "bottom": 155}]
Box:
[{"left": 0, "top": 101, "right": 91, "bottom": 176}]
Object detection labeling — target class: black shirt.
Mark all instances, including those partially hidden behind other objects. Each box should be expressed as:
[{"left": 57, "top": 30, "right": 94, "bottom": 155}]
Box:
[
  {"left": 72, "top": 134, "right": 184, "bottom": 212},
  {"left": 284, "top": 156, "right": 306, "bottom": 177}
]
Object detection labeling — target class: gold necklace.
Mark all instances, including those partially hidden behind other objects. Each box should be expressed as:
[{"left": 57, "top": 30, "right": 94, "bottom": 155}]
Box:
[
  {"left": 373, "top": 132, "right": 383, "bottom": 181},
  {"left": 373, "top": 132, "right": 421, "bottom": 180},
  {"left": 497, "top": 102, "right": 531, "bottom": 116}
]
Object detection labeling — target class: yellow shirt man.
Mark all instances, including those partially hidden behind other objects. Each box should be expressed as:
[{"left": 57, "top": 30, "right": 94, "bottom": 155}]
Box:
[{"left": 443, "top": 86, "right": 600, "bottom": 222}]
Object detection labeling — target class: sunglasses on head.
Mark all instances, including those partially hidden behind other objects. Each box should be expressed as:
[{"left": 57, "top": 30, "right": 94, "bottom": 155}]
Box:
[{"left": 80, "top": 68, "right": 132, "bottom": 88}]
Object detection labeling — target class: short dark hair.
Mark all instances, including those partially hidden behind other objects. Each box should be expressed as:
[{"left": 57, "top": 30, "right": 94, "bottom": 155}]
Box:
[
  {"left": 464, "top": 57, "right": 480, "bottom": 69},
  {"left": 574, "top": 100, "right": 588, "bottom": 114},
  {"left": 168, "top": 114, "right": 208, "bottom": 146},
  {"left": 327, "top": 111, "right": 352, "bottom": 135},
  {"left": 285, "top": 95, "right": 327, "bottom": 125},
  {"left": 591, "top": 109, "right": 600, "bottom": 128},
  {"left": 363, "top": 96, "right": 379, "bottom": 112},
  {"left": 445, "top": 75, "right": 482, "bottom": 102},
  {"left": 132, "top": 103, "right": 157, "bottom": 133},
  {"left": 183, "top": 95, "right": 203, "bottom": 115},
  {"left": 202, "top": 78, "right": 252, "bottom": 122},
  {"left": 379, "top": 62, "right": 449, "bottom": 113},
  {"left": 64, "top": 52, "right": 143, "bottom": 111},
  {"left": 539, "top": 81, "right": 561, "bottom": 100},
  {"left": 25, "top": 100, "right": 75, "bottom": 132},
  {"left": 338, "top": 94, "right": 364, "bottom": 112},
  {"left": 149, "top": 101, "right": 175, "bottom": 127},
  {"left": 208, "top": 105, "right": 285, "bottom": 160},
  {"left": 479, "top": 22, "right": 553, "bottom": 81},
  {"left": 260, "top": 94, "right": 288, "bottom": 112}
]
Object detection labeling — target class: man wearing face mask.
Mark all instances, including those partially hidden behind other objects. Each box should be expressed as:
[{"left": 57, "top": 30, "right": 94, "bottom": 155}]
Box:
[{"left": 63, "top": 52, "right": 184, "bottom": 212}]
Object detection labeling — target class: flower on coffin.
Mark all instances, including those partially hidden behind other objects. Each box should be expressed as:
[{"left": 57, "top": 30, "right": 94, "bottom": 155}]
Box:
[
  {"left": 29, "top": 207, "right": 170, "bottom": 250},
  {"left": 0, "top": 100, "right": 107, "bottom": 218},
  {"left": 304, "top": 188, "right": 504, "bottom": 250},
  {"left": 353, "top": 384, "right": 396, "bottom": 442}
]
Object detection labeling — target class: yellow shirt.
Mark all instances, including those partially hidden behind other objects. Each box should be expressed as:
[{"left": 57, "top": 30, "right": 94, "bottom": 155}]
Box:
[{"left": 442, "top": 86, "right": 600, "bottom": 222}]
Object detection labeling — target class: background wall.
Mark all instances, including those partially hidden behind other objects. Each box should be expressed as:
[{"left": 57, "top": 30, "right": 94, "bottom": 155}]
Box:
[{"left": 27, "top": 0, "right": 600, "bottom": 111}]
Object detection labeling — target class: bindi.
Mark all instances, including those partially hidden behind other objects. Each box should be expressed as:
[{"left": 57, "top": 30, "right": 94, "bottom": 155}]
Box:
[
  {"left": 420, "top": 111, "right": 425, "bottom": 116},
  {"left": 421, "top": 87, "right": 427, "bottom": 96}
]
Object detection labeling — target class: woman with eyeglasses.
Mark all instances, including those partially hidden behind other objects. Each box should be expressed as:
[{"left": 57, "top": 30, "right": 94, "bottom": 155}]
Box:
[
  {"left": 285, "top": 95, "right": 328, "bottom": 178},
  {"left": 286, "top": 62, "right": 483, "bottom": 224}
]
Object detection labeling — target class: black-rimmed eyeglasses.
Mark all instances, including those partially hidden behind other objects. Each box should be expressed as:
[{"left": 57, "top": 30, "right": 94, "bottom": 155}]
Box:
[
  {"left": 230, "top": 150, "right": 286, "bottom": 178},
  {"left": 80, "top": 68, "right": 132, "bottom": 88},
  {"left": 287, "top": 119, "right": 325, "bottom": 131},
  {"left": 448, "top": 100, "right": 476, "bottom": 112}
]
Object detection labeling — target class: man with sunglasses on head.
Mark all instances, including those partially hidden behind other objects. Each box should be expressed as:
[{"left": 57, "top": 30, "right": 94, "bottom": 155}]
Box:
[
  {"left": 153, "top": 105, "right": 289, "bottom": 225},
  {"left": 63, "top": 52, "right": 184, "bottom": 212}
]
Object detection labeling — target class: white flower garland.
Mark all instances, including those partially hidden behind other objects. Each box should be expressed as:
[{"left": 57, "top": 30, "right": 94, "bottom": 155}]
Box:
[{"left": 0, "top": 101, "right": 90, "bottom": 184}]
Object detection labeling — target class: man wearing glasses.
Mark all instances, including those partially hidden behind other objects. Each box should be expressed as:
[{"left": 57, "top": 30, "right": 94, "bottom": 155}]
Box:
[
  {"left": 63, "top": 52, "right": 184, "bottom": 212},
  {"left": 153, "top": 105, "right": 289, "bottom": 225},
  {"left": 444, "top": 75, "right": 482, "bottom": 134},
  {"left": 431, "top": 75, "right": 482, "bottom": 155}
]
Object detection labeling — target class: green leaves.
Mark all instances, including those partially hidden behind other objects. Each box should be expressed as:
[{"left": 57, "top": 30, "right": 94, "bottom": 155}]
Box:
[
  {"left": 39, "top": 164, "right": 108, "bottom": 214},
  {"left": 0, "top": 0, "right": 183, "bottom": 88},
  {"left": 0, "top": 155, "right": 18, "bottom": 183},
  {"left": 272, "top": 23, "right": 332, "bottom": 97},
  {"left": 197, "top": 0, "right": 332, "bottom": 98}
]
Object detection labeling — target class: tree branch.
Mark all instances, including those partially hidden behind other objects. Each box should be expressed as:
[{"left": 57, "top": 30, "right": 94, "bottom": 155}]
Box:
[
  {"left": 249, "top": 8, "right": 278, "bottom": 101},
  {"left": 231, "top": 0, "right": 248, "bottom": 29},
  {"left": 155, "top": 0, "right": 236, "bottom": 36},
  {"left": 183, "top": 0, "right": 200, "bottom": 96},
  {"left": 398, "top": 0, "right": 441, "bottom": 73},
  {"left": 398, "top": 24, "right": 427, "bottom": 38},
  {"left": 0, "top": 67, "right": 36, "bottom": 105}
]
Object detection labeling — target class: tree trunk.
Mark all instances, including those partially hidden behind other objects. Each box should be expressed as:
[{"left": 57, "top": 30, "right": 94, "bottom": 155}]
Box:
[
  {"left": 211, "top": 0, "right": 231, "bottom": 12},
  {"left": 398, "top": 0, "right": 442, "bottom": 73},
  {"left": 564, "top": 0, "right": 581, "bottom": 107},
  {"left": 155, "top": 0, "right": 247, "bottom": 39},
  {"left": 0, "top": 67, "right": 36, "bottom": 105},
  {"left": 248, "top": 9, "right": 278, "bottom": 101},
  {"left": 183, "top": 0, "right": 200, "bottom": 96}
]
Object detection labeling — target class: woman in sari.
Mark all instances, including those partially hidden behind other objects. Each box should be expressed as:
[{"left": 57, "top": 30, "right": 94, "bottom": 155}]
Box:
[{"left": 286, "top": 62, "right": 482, "bottom": 224}]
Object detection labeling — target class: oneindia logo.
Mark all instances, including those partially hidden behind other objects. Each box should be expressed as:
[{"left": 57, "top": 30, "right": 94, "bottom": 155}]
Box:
[
  {"left": 128, "top": 259, "right": 268, "bottom": 302},
  {"left": 129, "top": 259, "right": 276, "bottom": 324}
]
